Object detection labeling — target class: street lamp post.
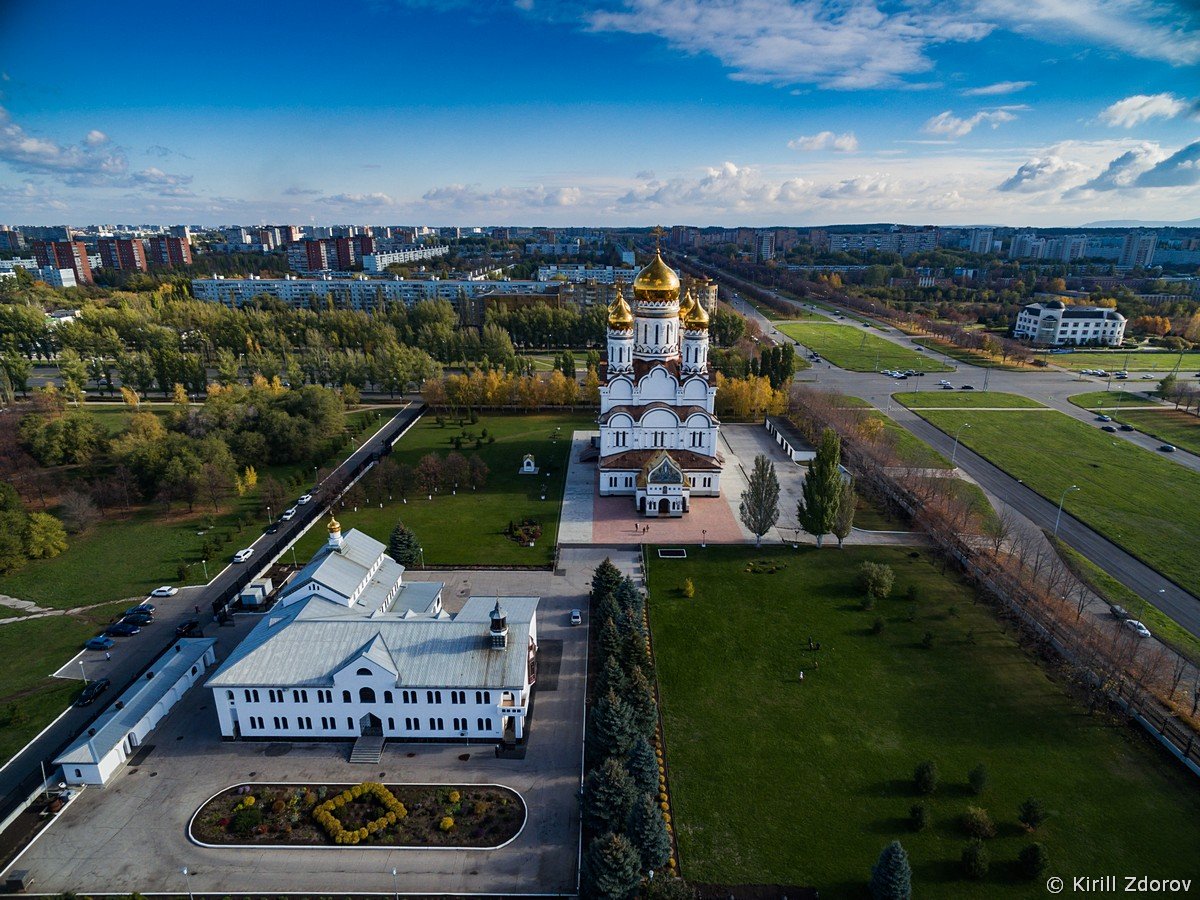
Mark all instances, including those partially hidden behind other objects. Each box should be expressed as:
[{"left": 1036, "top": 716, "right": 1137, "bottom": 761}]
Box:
[
  {"left": 391, "top": 867, "right": 399, "bottom": 900},
  {"left": 701, "top": 529, "right": 707, "bottom": 548},
  {"left": 181, "top": 867, "right": 194, "bottom": 900},
  {"left": 78, "top": 660, "right": 87, "bottom": 683},
  {"left": 266, "top": 506, "right": 272, "bottom": 526},
  {"left": 1054, "top": 485, "right": 1080, "bottom": 536},
  {"left": 951, "top": 423, "right": 971, "bottom": 465}
]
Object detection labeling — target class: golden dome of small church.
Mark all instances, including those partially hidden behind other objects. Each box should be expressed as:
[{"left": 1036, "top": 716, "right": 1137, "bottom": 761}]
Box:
[{"left": 597, "top": 248, "right": 721, "bottom": 517}]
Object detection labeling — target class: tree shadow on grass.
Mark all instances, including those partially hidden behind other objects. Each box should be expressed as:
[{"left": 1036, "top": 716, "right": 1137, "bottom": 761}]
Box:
[
  {"left": 912, "top": 856, "right": 969, "bottom": 887},
  {"left": 863, "top": 815, "right": 913, "bottom": 836},
  {"left": 861, "top": 778, "right": 917, "bottom": 800}
]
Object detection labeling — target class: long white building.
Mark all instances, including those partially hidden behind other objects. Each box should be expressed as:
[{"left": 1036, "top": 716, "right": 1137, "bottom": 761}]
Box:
[
  {"left": 362, "top": 245, "right": 450, "bottom": 272},
  {"left": 537, "top": 264, "right": 640, "bottom": 284},
  {"left": 191, "top": 275, "right": 545, "bottom": 310},
  {"left": 205, "top": 520, "right": 538, "bottom": 743},
  {"left": 1013, "top": 299, "right": 1127, "bottom": 346}
]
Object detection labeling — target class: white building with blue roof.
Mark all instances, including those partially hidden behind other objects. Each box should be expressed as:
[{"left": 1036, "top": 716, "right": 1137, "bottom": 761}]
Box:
[{"left": 205, "top": 518, "right": 539, "bottom": 743}]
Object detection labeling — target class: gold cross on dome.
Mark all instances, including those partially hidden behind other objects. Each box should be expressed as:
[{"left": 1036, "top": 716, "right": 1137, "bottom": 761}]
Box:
[{"left": 650, "top": 225, "right": 665, "bottom": 248}]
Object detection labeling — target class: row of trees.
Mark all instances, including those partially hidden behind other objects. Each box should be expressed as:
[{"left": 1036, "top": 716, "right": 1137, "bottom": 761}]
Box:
[{"left": 580, "top": 560, "right": 679, "bottom": 899}]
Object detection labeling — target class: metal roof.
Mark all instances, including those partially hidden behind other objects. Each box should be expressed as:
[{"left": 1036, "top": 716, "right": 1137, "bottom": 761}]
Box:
[{"left": 56, "top": 639, "right": 216, "bottom": 766}]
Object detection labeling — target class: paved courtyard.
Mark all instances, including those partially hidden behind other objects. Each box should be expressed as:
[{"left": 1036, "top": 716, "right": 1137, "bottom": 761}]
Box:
[{"left": 4, "top": 549, "right": 640, "bottom": 896}]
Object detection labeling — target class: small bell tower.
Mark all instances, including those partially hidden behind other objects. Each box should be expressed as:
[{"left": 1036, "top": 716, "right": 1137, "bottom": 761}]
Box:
[
  {"left": 327, "top": 516, "right": 344, "bottom": 552},
  {"left": 489, "top": 600, "right": 509, "bottom": 650}
]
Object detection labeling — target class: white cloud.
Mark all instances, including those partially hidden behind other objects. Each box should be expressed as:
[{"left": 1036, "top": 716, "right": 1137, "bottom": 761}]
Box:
[
  {"left": 1134, "top": 140, "right": 1200, "bottom": 188},
  {"left": 923, "top": 108, "right": 1019, "bottom": 137},
  {"left": 961, "top": 80, "right": 1034, "bottom": 96},
  {"left": 323, "top": 192, "right": 396, "bottom": 207},
  {"left": 84, "top": 130, "right": 108, "bottom": 145},
  {"left": 996, "top": 155, "right": 1088, "bottom": 192},
  {"left": 788, "top": 131, "right": 859, "bottom": 152},
  {"left": 1069, "top": 142, "right": 1166, "bottom": 192},
  {"left": 617, "top": 161, "right": 812, "bottom": 209},
  {"left": 587, "top": 0, "right": 994, "bottom": 90},
  {"left": 1099, "top": 93, "right": 1189, "bottom": 127},
  {"left": 421, "top": 183, "right": 582, "bottom": 210},
  {"left": 818, "top": 172, "right": 897, "bottom": 198}
]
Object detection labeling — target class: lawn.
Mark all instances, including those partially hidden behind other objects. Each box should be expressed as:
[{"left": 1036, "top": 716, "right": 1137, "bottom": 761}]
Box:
[
  {"left": 1106, "top": 408, "right": 1200, "bottom": 456},
  {"left": 1049, "top": 537, "right": 1200, "bottom": 667},
  {"left": 648, "top": 546, "right": 1200, "bottom": 898},
  {"left": 0, "top": 600, "right": 130, "bottom": 763},
  {"left": 911, "top": 408, "right": 1200, "bottom": 597},
  {"left": 291, "top": 413, "right": 593, "bottom": 567},
  {"left": 912, "top": 338, "right": 1032, "bottom": 371},
  {"left": 895, "top": 391, "right": 1045, "bottom": 410},
  {"left": 1045, "top": 350, "right": 1200, "bottom": 372},
  {"left": 778, "top": 323, "right": 951, "bottom": 373},
  {"left": 1067, "top": 390, "right": 1160, "bottom": 410}
]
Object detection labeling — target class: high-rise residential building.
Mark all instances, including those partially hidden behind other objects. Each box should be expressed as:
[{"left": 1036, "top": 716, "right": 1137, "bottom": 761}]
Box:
[
  {"left": 826, "top": 229, "right": 938, "bottom": 256},
  {"left": 755, "top": 230, "right": 776, "bottom": 262},
  {"left": 32, "top": 240, "right": 93, "bottom": 284},
  {"left": 148, "top": 235, "right": 193, "bottom": 267},
  {"left": 0, "top": 227, "right": 25, "bottom": 251},
  {"left": 287, "top": 240, "right": 331, "bottom": 273},
  {"left": 1119, "top": 231, "right": 1158, "bottom": 268},
  {"left": 98, "top": 237, "right": 149, "bottom": 272},
  {"left": 967, "top": 228, "right": 995, "bottom": 254},
  {"left": 169, "top": 225, "right": 191, "bottom": 242},
  {"left": 1007, "top": 232, "right": 1045, "bottom": 260}
]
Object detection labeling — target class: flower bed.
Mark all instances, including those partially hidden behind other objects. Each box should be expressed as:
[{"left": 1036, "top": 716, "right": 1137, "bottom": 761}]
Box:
[{"left": 189, "top": 782, "right": 525, "bottom": 849}]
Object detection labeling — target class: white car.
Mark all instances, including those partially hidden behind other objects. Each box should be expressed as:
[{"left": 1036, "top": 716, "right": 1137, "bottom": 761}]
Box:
[
  {"left": 570, "top": 609, "right": 582, "bottom": 626},
  {"left": 150, "top": 586, "right": 178, "bottom": 598},
  {"left": 1124, "top": 619, "right": 1151, "bottom": 639},
  {"left": 280, "top": 507, "right": 298, "bottom": 521},
  {"left": 232, "top": 548, "right": 254, "bottom": 564},
  {"left": 296, "top": 494, "right": 314, "bottom": 505}
]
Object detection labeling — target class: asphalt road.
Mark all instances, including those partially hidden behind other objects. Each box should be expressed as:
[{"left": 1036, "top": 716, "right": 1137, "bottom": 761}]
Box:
[
  {"left": 689, "top": 256, "right": 1200, "bottom": 637},
  {"left": 0, "top": 401, "right": 424, "bottom": 819}
]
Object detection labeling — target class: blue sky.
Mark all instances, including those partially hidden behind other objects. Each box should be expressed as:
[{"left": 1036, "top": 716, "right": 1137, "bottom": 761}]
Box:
[{"left": 0, "top": 0, "right": 1197, "bottom": 225}]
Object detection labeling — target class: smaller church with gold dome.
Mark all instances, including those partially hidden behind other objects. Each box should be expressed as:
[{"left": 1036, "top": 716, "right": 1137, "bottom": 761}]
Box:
[{"left": 598, "top": 248, "right": 722, "bottom": 516}]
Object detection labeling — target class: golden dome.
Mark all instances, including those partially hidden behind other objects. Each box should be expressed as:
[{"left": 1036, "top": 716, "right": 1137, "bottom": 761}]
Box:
[
  {"left": 678, "top": 288, "right": 695, "bottom": 319},
  {"left": 608, "top": 285, "right": 634, "bottom": 329},
  {"left": 684, "top": 294, "right": 710, "bottom": 329},
  {"left": 327, "top": 515, "right": 341, "bottom": 533},
  {"left": 632, "top": 249, "right": 680, "bottom": 294}
]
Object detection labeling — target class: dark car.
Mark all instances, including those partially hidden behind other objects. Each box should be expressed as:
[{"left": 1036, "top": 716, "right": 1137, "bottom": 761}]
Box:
[
  {"left": 175, "top": 619, "right": 202, "bottom": 637},
  {"left": 1119, "top": 424, "right": 1135, "bottom": 432},
  {"left": 1109, "top": 604, "right": 1129, "bottom": 619},
  {"left": 1159, "top": 444, "right": 1177, "bottom": 452},
  {"left": 125, "top": 603, "right": 155, "bottom": 616},
  {"left": 1101, "top": 425, "right": 1117, "bottom": 433},
  {"left": 122, "top": 612, "right": 153, "bottom": 626},
  {"left": 264, "top": 523, "right": 280, "bottom": 534},
  {"left": 960, "top": 384, "right": 975, "bottom": 390},
  {"left": 105, "top": 622, "right": 140, "bottom": 637},
  {"left": 76, "top": 678, "right": 111, "bottom": 707},
  {"left": 84, "top": 635, "right": 115, "bottom": 651}
]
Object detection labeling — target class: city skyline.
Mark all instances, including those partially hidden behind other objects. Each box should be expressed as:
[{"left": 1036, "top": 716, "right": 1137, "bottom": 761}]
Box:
[{"left": 1, "top": 0, "right": 1198, "bottom": 226}]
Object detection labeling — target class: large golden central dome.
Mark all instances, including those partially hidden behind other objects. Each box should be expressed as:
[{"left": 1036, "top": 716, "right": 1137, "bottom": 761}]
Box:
[{"left": 633, "top": 249, "right": 680, "bottom": 294}]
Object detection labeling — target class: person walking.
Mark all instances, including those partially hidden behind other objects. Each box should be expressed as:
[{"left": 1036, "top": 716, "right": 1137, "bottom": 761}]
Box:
[{"left": 105, "top": 651, "right": 111, "bottom": 661}]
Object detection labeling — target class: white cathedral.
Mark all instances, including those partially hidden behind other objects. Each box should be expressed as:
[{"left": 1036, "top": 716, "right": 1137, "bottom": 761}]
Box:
[{"left": 598, "top": 249, "right": 722, "bottom": 516}]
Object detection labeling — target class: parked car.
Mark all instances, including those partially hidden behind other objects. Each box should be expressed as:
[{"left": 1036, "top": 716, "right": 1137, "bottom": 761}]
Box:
[
  {"left": 84, "top": 635, "right": 115, "bottom": 651},
  {"left": 281, "top": 507, "right": 298, "bottom": 521},
  {"left": 105, "top": 622, "right": 141, "bottom": 637},
  {"left": 1159, "top": 444, "right": 1177, "bottom": 453},
  {"left": 150, "top": 586, "right": 178, "bottom": 598},
  {"left": 570, "top": 609, "right": 582, "bottom": 626},
  {"left": 296, "top": 494, "right": 314, "bottom": 505},
  {"left": 76, "top": 678, "right": 111, "bottom": 707},
  {"left": 1124, "top": 619, "right": 1152, "bottom": 639},
  {"left": 122, "top": 612, "right": 153, "bottom": 627},
  {"left": 1101, "top": 425, "right": 1117, "bottom": 432},
  {"left": 941, "top": 384, "right": 954, "bottom": 390},
  {"left": 175, "top": 619, "right": 202, "bottom": 637},
  {"left": 1109, "top": 605, "right": 1129, "bottom": 619},
  {"left": 125, "top": 603, "right": 155, "bottom": 616},
  {"left": 233, "top": 548, "right": 254, "bottom": 563},
  {"left": 1119, "top": 424, "right": 1134, "bottom": 432},
  {"left": 960, "top": 384, "right": 975, "bottom": 390},
  {"left": 1095, "top": 414, "right": 1112, "bottom": 422}
]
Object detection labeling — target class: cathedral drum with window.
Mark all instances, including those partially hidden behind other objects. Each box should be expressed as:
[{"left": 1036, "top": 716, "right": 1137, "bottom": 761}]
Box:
[{"left": 597, "top": 249, "right": 722, "bottom": 516}]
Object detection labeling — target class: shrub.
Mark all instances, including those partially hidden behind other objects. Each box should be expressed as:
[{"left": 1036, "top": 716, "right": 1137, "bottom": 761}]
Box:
[
  {"left": 871, "top": 617, "right": 885, "bottom": 635},
  {"left": 920, "top": 631, "right": 934, "bottom": 649},
  {"left": 230, "top": 808, "right": 262, "bottom": 836},
  {"left": 1019, "top": 798, "right": 1047, "bottom": 831},
  {"left": 440, "top": 816, "right": 455, "bottom": 831},
  {"left": 905, "top": 584, "right": 919, "bottom": 602},
  {"left": 962, "top": 840, "right": 989, "bottom": 880},
  {"left": 243, "top": 795, "right": 255, "bottom": 807},
  {"left": 914, "top": 760, "right": 938, "bottom": 795},
  {"left": 1019, "top": 843, "right": 1049, "bottom": 879},
  {"left": 968, "top": 764, "right": 989, "bottom": 796},
  {"left": 861, "top": 595, "right": 876, "bottom": 611},
  {"left": 271, "top": 799, "right": 286, "bottom": 814},
  {"left": 858, "top": 561, "right": 895, "bottom": 603},
  {"left": 962, "top": 806, "right": 996, "bottom": 839},
  {"left": 682, "top": 578, "right": 695, "bottom": 598},
  {"left": 448, "top": 790, "right": 461, "bottom": 804},
  {"left": 909, "top": 803, "right": 929, "bottom": 832}
]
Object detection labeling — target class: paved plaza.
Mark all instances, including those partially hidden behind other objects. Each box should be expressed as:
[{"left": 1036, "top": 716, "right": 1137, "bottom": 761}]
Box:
[{"left": 4, "top": 549, "right": 640, "bottom": 896}]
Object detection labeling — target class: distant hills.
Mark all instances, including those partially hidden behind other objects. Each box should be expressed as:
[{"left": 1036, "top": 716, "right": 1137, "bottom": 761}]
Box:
[{"left": 1081, "top": 218, "right": 1200, "bottom": 228}]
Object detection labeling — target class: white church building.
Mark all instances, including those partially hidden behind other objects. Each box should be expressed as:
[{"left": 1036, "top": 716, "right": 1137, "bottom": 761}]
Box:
[
  {"left": 598, "top": 249, "right": 722, "bottom": 516},
  {"left": 205, "top": 519, "right": 538, "bottom": 743}
]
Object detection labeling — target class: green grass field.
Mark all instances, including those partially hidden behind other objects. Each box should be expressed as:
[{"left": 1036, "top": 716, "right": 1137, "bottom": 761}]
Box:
[
  {"left": 912, "top": 338, "right": 1031, "bottom": 371},
  {"left": 648, "top": 546, "right": 1200, "bottom": 897},
  {"left": 911, "top": 408, "right": 1200, "bottom": 597},
  {"left": 1045, "top": 351, "right": 1200, "bottom": 372},
  {"left": 1106, "top": 409, "right": 1200, "bottom": 456},
  {"left": 778, "top": 323, "right": 952, "bottom": 373},
  {"left": 291, "top": 413, "right": 592, "bottom": 566},
  {"left": 1049, "top": 537, "right": 1200, "bottom": 666},
  {"left": 1067, "top": 390, "right": 1160, "bottom": 410},
  {"left": 895, "top": 391, "right": 1045, "bottom": 409}
]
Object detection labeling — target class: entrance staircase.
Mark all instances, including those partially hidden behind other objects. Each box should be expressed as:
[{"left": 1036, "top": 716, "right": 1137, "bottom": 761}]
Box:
[{"left": 349, "top": 735, "right": 385, "bottom": 764}]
